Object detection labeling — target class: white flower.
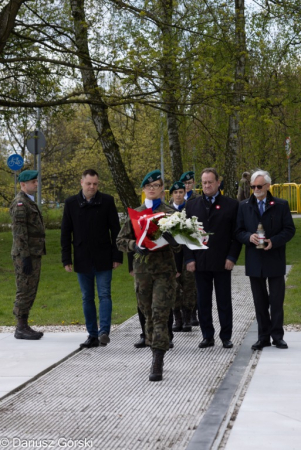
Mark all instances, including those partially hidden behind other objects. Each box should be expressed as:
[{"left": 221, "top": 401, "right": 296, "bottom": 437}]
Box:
[
  {"left": 185, "top": 218, "right": 193, "bottom": 229},
  {"left": 158, "top": 217, "right": 168, "bottom": 226}
]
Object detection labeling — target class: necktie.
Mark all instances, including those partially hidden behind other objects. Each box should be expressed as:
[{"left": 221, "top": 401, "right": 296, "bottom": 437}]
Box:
[
  {"left": 208, "top": 196, "right": 213, "bottom": 204},
  {"left": 259, "top": 200, "right": 264, "bottom": 216}
]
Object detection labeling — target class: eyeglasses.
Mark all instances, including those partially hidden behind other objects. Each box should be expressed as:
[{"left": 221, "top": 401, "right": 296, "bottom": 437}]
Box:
[
  {"left": 184, "top": 181, "right": 194, "bottom": 185},
  {"left": 250, "top": 183, "right": 267, "bottom": 190},
  {"left": 145, "top": 183, "right": 162, "bottom": 190}
]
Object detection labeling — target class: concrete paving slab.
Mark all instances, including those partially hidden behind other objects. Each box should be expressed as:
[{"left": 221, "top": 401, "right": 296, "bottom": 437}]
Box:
[
  {"left": 0, "top": 332, "right": 86, "bottom": 398},
  {"left": 224, "top": 331, "right": 301, "bottom": 450}
]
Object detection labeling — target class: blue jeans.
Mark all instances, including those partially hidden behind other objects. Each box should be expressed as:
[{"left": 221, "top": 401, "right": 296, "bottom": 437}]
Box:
[{"left": 77, "top": 269, "right": 113, "bottom": 338}]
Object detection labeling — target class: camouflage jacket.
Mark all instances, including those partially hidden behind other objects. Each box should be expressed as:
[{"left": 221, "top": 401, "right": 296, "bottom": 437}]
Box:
[
  {"left": 10, "top": 191, "right": 46, "bottom": 257},
  {"left": 116, "top": 202, "right": 180, "bottom": 274}
]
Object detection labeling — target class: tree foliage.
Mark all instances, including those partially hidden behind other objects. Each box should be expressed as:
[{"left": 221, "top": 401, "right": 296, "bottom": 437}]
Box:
[{"left": 1, "top": 0, "right": 301, "bottom": 207}]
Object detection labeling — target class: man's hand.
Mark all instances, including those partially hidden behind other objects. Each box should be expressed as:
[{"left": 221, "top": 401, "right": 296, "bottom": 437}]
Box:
[
  {"left": 250, "top": 233, "right": 260, "bottom": 245},
  {"left": 129, "top": 270, "right": 134, "bottom": 277},
  {"left": 113, "top": 262, "right": 121, "bottom": 269},
  {"left": 134, "top": 243, "right": 150, "bottom": 256},
  {"left": 64, "top": 264, "right": 73, "bottom": 272},
  {"left": 162, "top": 231, "right": 178, "bottom": 247},
  {"left": 176, "top": 272, "right": 181, "bottom": 278},
  {"left": 186, "top": 261, "right": 196, "bottom": 272},
  {"left": 225, "top": 259, "right": 235, "bottom": 270},
  {"left": 22, "top": 256, "right": 33, "bottom": 275},
  {"left": 264, "top": 239, "right": 272, "bottom": 250}
]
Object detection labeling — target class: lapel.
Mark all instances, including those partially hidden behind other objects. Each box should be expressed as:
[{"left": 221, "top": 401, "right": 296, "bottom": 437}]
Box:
[
  {"left": 248, "top": 192, "right": 275, "bottom": 217},
  {"left": 265, "top": 192, "right": 276, "bottom": 213}
]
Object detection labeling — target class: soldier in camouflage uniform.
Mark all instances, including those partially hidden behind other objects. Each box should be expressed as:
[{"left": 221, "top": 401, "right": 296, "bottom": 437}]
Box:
[
  {"left": 10, "top": 170, "right": 46, "bottom": 340},
  {"left": 179, "top": 171, "right": 200, "bottom": 325},
  {"left": 116, "top": 170, "right": 181, "bottom": 382},
  {"left": 179, "top": 171, "right": 200, "bottom": 203},
  {"left": 169, "top": 181, "right": 198, "bottom": 332}
]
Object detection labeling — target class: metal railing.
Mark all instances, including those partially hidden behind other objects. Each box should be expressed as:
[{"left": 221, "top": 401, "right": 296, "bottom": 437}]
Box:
[
  {"left": 270, "top": 184, "right": 300, "bottom": 213},
  {"left": 146, "top": 183, "right": 301, "bottom": 213}
]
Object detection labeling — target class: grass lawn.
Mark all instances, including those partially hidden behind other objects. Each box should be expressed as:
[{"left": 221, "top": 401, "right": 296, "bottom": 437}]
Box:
[
  {"left": 0, "top": 219, "right": 300, "bottom": 326},
  {"left": 0, "top": 229, "right": 136, "bottom": 327}
]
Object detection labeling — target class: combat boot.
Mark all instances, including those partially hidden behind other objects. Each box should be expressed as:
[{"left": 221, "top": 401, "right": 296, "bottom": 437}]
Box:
[
  {"left": 14, "top": 317, "right": 43, "bottom": 340},
  {"left": 191, "top": 305, "right": 199, "bottom": 326},
  {"left": 182, "top": 307, "right": 192, "bottom": 332},
  {"left": 149, "top": 349, "right": 165, "bottom": 382},
  {"left": 172, "top": 309, "right": 183, "bottom": 332}
]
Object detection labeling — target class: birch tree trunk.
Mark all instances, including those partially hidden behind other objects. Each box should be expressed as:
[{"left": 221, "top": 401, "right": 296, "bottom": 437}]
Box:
[
  {"left": 224, "top": 0, "right": 246, "bottom": 198},
  {"left": 160, "top": 0, "right": 183, "bottom": 181},
  {"left": 70, "top": 0, "right": 139, "bottom": 209}
]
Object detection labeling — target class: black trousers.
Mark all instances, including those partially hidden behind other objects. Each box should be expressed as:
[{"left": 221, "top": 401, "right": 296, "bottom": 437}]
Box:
[
  {"left": 137, "top": 307, "right": 174, "bottom": 341},
  {"left": 249, "top": 276, "right": 285, "bottom": 341},
  {"left": 194, "top": 270, "right": 232, "bottom": 341}
]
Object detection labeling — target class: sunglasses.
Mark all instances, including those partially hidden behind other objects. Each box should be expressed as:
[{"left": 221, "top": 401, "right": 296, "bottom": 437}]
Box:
[{"left": 250, "top": 183, "right": 267, "bottom": 190}]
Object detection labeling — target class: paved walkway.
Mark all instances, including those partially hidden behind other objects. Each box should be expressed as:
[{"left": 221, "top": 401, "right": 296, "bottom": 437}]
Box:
[
  {"left": 0, "top": 333, "right": 85, "bottom": 398},
  {"left": 0, "top": 266, "right": 300, "bottom": 449},
  {"left": 224, "top": 331, "right": 301, "bottom": 450}
]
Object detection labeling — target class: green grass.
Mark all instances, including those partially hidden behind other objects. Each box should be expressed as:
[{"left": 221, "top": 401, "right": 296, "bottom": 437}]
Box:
[
  {"left": 0, "top": 220, "right": 300, "bottom": 326},
  {"left": 0, "top": 229, "right": 136, "bottom": 326},
  {"left": 284, "top": 219, "right": 301, "bottom": 324}
]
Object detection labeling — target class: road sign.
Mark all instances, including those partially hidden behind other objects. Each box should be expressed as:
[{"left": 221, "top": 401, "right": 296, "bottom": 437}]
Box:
[
  {"left": 7, "top": 154, "right": 24, "bottom": 171},
  {"left": 285, "top": 136, "right": 291, "bottom": 159},
  {"left": 26, "top": 130, "right": 46, "bottom": 155}
]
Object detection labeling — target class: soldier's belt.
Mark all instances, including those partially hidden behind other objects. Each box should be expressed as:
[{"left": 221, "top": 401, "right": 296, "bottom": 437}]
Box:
[{"left": 28, "top": 233, "right": 46, "bottom": 238}]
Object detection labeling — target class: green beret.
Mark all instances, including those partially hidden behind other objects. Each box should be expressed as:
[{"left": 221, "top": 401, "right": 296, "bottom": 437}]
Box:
[
  {"left": 141, "top": 170, "right": 162, "bottom": 187},
  {"left": 169, "top": 181, "right": 185, "bottom": 194},
  {"left": 179, "top": 171, "right": 195, "bottom": 182},
  {"left": 18, "top": 170, "right": 39, "bottom": 182}
]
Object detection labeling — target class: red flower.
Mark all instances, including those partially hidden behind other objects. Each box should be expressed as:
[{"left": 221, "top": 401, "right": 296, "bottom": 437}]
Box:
[{"left": 147, "top": 219, "right": 160, "bottom": 239}]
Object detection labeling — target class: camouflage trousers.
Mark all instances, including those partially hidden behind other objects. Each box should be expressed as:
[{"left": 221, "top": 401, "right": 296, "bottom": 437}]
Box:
[
  {"left": 13, "top": 255, "right": 42, "bottom": 319},
  {"left": 174, "top": 265, "right": 197, "bottom": 311},
  {"left": 135, "top": 271, "right": 176, "bottom": 352}
]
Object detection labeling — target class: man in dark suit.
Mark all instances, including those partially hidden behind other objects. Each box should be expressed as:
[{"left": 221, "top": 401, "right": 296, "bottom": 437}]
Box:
[
  {"left": 61, "top": 169, "right": 123, "bottom": 349},
  {"left": 236, "top": 169, "right": 295, "bottom": 350},
  {"left": 184, "top": 168, "right": 241, "bottom": 349}
]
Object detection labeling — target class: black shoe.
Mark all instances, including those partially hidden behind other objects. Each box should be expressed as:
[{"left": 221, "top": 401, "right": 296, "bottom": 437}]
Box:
[
  {"left": 191, "top": 307, "right": 199, "bottom": 326},
  {"left": 79, "top": 336, "right": 99, "bottom": 349},
  {"left": 134, "top": 337, "right": 146, "bottom": 348},
  {"left": 223, "top": 340, "right": 233, "bottom": 348},
  {"left": 169, "top": 340, "right": 174, "bottom": 349},
  {"left": 14, "top": 326, "right": 43, "bottom": 340},
  {"left": 149, "top": 349, "right": 165, "bottom": 382},
  {"left": 172, "top": 324, "right": 183, "bottom": 332},
  {"left": 272, "top": 339, "right": 288, "bottom": 349},
  {"left": 251, "top": 339, "right": 271, "bottom": 351},
  {"left": 190, "top": 318, "right": 199, "bottom": 326},
  {"left": 99, "top": 333, "right": 110, "bottom": 346},
  {"left": 198, "top": 338, "right": 215, "bottom": 348}
]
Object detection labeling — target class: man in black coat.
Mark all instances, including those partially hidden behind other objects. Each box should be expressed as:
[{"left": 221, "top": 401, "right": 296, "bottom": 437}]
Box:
[
  {"left": 236, "top": 169, "right": 295, "bottom": 350},
  {"left": 61, "top": 169, "right": 123, "bottom": 349},
  {"left": 184, "top": 168, "right": 241, "bottom": 349}
]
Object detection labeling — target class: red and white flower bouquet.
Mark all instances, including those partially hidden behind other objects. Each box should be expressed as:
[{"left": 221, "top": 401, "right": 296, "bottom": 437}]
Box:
[{"left": 128, "top": 208, "right": 209, "bottom": 251}]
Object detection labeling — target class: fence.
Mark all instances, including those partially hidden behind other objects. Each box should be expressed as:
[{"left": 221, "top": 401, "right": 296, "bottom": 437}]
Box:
[{"left": 145, "top": 183, "right": 301, "bottom": 213}]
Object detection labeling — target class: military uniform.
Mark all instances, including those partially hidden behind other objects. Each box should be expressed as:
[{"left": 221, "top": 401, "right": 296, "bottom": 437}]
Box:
[
  {"left": 117, "top": 202, "right": 179, "bottom": 352},
  {"left": 168, "top": 180, "right": 198, "bottom": 330},
  {"left": 176, "top": 263, "right": 197, "bottom": 313},
  {"left": 10, "top": 190, "right": 46, "bottom": 319}
]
